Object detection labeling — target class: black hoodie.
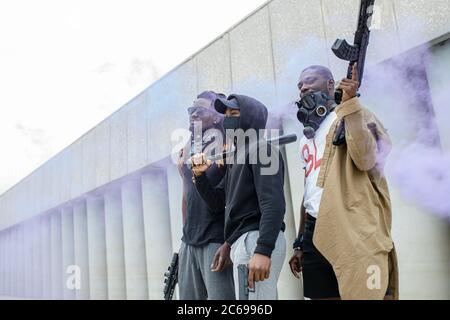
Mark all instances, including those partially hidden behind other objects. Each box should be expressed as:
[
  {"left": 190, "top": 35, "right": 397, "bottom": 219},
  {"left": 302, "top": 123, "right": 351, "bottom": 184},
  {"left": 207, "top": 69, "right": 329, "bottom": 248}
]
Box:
[{"left": 194, "top": 94, "right": 286, "bottom": 257}]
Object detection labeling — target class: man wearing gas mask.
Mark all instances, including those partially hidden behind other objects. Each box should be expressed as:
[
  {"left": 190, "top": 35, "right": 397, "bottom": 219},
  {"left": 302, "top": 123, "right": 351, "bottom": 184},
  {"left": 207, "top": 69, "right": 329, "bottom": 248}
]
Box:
[
  {"left": 289, "top": 64, "right": 398, "bottom": 300},
  {"left": 176, "top": 91, "right": 235, "bottom": 300}
]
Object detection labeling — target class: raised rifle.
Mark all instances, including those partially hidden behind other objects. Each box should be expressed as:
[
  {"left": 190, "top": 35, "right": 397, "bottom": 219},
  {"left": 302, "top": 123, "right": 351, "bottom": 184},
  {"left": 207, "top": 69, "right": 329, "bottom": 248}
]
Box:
[{"left": 332, "top": 0, "right": 376, "bottom": 145}]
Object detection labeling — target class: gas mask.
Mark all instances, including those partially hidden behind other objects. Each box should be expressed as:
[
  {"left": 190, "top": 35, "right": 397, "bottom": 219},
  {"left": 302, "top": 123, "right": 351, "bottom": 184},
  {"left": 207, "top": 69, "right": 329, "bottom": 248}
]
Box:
[{"left": 296, "top": 91, "right": 334, "bottom": 139}]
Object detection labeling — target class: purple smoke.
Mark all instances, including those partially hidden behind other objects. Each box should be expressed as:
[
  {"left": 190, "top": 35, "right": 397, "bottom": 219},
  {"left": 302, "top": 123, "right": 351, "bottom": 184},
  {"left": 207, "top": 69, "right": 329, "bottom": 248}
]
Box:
[
  {"left": 391, "top": 143, "right": 450, "bottom": 219},
  {"left": 362, "top": 46, "right": 450, "bottom": 220}
]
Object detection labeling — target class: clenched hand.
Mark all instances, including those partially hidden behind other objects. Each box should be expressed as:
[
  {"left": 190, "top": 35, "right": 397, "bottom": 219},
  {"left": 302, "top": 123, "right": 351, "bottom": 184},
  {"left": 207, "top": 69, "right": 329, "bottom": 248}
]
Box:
[{"left": 337, "top": 63, "right": 360, "bottom": 103}]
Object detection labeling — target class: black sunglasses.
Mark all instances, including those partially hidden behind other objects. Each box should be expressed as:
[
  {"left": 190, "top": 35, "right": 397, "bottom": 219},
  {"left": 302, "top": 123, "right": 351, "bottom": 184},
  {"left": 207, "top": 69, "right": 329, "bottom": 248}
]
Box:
[{"left": 187, "top": 106, "right": 215, "bottom": 115}]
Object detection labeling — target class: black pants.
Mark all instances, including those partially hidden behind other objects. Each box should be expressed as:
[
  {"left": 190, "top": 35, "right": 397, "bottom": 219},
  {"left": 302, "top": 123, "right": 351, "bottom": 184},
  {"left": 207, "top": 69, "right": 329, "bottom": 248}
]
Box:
[{"left": 302, "top": 214, "right": 340, "bottom": 299}]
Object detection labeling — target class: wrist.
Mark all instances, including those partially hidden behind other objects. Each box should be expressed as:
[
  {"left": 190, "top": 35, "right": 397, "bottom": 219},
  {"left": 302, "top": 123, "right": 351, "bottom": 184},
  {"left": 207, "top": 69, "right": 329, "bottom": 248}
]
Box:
[
  {"left": 193, "top": 169, "right": 204, "bottom": 177},
  {"left": 292, "top": 233, "right": 304, "bottom": 251},
  {"left": 192, "top": 170, "right": 206, "bottom": 184},
  {"left": 254, "top": 243, "right": 273, "bottom": 258},
  {"left": 253, "top": 252, "right": 270, "bottom": 260}
]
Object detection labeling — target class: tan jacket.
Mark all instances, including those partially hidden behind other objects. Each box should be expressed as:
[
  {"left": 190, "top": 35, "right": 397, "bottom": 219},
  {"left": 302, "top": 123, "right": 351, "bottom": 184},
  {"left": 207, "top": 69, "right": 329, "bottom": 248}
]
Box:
[{"left": 313, "top": 97, "right": 399, "bottom": 300}]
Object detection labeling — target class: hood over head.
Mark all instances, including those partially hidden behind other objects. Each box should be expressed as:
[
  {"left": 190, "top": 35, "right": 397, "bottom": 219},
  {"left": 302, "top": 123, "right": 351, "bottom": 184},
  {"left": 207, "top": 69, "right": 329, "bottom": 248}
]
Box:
[{"left": 214, "top": 94, "right": 268, "bottom": 131}]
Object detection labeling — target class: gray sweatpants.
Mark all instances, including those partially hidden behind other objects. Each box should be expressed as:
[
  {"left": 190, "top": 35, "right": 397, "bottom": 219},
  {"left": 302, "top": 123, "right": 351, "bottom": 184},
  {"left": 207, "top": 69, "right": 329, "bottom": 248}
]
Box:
[
  {"left": 178, "top": 241, "right": 235, "bottom": 300},
  {"left": 230, "top": 230, "right": 286, "bottom": 300}
]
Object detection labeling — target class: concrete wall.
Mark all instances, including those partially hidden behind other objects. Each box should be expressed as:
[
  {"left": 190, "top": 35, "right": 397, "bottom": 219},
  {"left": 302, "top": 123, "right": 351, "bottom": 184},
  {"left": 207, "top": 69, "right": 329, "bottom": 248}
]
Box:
[{"left": 0, "top": 0, "right": 449, "bottom": 299}]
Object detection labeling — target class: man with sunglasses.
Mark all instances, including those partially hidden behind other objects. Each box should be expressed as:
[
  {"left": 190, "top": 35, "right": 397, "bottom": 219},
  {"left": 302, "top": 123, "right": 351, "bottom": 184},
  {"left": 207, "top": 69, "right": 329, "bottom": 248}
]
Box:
[{"left": 176, "top": 91, "right": 235, "bottom": 300}]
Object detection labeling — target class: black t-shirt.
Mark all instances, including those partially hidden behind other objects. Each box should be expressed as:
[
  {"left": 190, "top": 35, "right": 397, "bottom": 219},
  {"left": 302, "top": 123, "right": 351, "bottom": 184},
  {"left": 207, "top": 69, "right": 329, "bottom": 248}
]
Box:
[{"left": 181, "top": 162, "right": 226, "bottom": 246}]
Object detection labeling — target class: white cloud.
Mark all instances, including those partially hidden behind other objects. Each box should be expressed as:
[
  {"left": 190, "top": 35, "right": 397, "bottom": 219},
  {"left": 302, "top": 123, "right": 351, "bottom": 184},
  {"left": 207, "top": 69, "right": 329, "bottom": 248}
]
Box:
[{"left": 0, "top": 0, "right": 267, "bottom": 194}]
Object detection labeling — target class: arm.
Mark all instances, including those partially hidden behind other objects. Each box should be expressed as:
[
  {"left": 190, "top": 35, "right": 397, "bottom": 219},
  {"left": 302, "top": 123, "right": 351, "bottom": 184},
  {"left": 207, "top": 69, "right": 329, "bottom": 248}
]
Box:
[
  {"left": 298, "top": 152, "right": 307, "bottom": 234},
  {"left": 336, "top": 63, "right": 390, "bottom": 171},
  {"left": 337, "top": 97, "right": 392, "bottom": 172},
  {"left": 298, "top": 198, "right": 306, "bottom": 238},
  {"left": 177, "top": 148, "right": 188, "bottom": 225},
  {"left": 337, "top": 97, "right": 377, "bottom": 171},
  {"left": 181, "top": 185, "right": 187, "bottom": 225},
  {"left": 251, "top": 148, "right": 286, "bottom": 258},
  {"left": 193, "top": 167, "right": 226, "bottom": 214},
  {"left": 247, "top": 147, "right": 286, "bottom": 288},
  {"left": 289, "top": 190, "right": 306, "bottom": 278}
]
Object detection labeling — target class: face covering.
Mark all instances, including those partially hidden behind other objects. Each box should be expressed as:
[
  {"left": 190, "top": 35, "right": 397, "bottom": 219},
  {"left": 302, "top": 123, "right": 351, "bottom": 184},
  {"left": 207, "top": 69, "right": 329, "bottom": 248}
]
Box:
[
  {"left": 223, "top": 116, "right": 240, "bottom": 131},
  {"left": 296, "top": 91, "right": 334, "bottom": 139}
]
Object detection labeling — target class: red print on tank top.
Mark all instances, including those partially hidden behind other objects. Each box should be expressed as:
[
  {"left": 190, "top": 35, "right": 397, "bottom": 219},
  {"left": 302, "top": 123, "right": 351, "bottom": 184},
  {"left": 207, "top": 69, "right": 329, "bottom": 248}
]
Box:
[{"left": 301, "top": 140, "right": 321, "bottom": 178}]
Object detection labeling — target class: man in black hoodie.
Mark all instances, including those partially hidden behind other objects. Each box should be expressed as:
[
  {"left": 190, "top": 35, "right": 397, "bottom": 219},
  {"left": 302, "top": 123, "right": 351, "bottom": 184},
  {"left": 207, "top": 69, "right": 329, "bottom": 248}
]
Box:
[
  {"left": 177, "top": 91, "right": 235, "bottom": 300},
  {"left": 191, "top": 94, "right": 286, "bottom": 300}
]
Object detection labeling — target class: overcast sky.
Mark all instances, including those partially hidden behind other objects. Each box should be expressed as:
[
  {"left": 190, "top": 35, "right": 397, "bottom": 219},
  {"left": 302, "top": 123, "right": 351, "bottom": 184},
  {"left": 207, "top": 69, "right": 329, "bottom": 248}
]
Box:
[{"left": 0, "top": 0, "right": 267, "bottom": 194}]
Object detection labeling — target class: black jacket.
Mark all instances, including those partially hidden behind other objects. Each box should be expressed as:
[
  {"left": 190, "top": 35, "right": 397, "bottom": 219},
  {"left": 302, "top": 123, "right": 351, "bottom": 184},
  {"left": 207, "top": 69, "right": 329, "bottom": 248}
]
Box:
[{"left": 194, "top": 94, "right": 286, "bottom": 257}]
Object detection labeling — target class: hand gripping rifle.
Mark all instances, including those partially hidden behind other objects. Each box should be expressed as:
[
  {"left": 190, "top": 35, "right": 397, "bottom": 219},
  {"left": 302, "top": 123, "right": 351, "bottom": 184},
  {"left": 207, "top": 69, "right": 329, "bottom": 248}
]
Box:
[
  {"left": 186, "top": 133, "right": 298, "bottom": 168},
  {"left": 163, "top": 252, "right": 178, "bottom": 300},
  {"left": 332, "top": 0, "right": 376, "bottom": 146}
]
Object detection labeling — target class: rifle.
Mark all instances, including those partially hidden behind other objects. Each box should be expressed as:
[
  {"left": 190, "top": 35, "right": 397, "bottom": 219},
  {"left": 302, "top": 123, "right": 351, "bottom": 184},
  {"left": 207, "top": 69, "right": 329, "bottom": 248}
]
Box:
[
  {"left": 331, "top": 0, "right": 376, "bottom": 146},
  {"left": 163, "top": 252, "right": 179, "bottom": 300},
  {"left": 186, "top": 133, "right": 298, "bottom": 168}
]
